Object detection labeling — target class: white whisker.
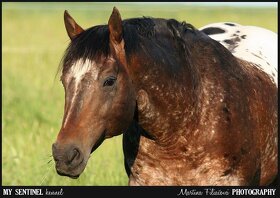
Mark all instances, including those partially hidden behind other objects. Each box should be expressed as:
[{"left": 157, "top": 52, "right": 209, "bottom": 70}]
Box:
[{"left": 40, "top": 161, "right": 54, "bottom": 185}]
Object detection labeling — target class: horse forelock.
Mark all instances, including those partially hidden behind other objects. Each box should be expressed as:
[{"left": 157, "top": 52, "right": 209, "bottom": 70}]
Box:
[{"left": 58, "top": 17, "right": 200, "bottom": 77}]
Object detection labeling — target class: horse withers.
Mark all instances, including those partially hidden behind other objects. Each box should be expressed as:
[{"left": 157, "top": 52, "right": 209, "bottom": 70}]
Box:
[{"left": 52, "top": 7, "right": 278, "bottom": 185}]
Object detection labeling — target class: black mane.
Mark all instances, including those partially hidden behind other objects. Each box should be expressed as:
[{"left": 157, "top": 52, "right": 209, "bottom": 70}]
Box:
[{"left": 60, "top": 17, "right": 198, "bottom": 72}]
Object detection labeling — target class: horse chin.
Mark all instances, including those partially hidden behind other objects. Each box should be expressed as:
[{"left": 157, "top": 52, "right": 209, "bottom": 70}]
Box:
[
  {"left": 56, "top": 170, "right": 80, "bottom": 179},
  {"left": 55, "top": 159, "right": 88, "bottom": 179}
]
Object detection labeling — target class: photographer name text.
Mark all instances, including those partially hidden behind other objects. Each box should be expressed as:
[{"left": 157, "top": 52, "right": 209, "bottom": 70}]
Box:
[{"left": 177, "top": 188, "right": 276, "bottom": 196}]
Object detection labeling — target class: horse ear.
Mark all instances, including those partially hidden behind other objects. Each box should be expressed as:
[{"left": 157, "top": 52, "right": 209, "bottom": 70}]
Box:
[
  {"left": 108, "top": 7, "right": 123, "bottom": 45},
  {"left": 64, "top": 10, "right": 84, "bottom": 40}
]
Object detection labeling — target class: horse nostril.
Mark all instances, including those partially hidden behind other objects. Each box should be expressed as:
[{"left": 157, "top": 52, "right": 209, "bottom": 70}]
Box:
[
  {"left": 52, "top": 143, "right": 83, "bottom": 167},
  {"left": 67, "top": 148, "right": 81, "bottom": 165}
]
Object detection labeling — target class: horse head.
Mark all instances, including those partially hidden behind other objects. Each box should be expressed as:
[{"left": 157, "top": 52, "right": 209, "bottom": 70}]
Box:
[{"left": 52, "top": 8, "right": 136, "bottom": 178}]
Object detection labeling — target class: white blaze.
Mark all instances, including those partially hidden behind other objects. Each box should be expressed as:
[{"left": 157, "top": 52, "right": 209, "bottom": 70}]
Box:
[
  {"left": 70, "top": 58, "right": 99, "bottom": 82},
  {"left": 63, "top": 58, "right": 99, "bottom": 128}
]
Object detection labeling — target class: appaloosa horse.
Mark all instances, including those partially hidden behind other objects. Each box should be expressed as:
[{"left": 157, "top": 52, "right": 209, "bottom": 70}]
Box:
[
  {"left": 199, "top": 22, "right": 277, "bottom": 86},
  {"left": 52, "top": 7, "right": 278, "bottom": 185}
]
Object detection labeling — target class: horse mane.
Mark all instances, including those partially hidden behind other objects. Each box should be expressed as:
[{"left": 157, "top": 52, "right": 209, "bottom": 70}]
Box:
[{"left": 59, "top": 17, "right": 198, "bottom": 73}]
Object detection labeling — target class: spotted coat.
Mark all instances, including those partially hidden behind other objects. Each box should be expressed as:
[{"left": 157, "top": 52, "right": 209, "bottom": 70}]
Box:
[{"left": 200, "top": 22, "right": 277, "bottom": 86}]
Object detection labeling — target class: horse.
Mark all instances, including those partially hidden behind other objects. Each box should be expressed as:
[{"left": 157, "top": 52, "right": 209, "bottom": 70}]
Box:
[
  {"left": 199, "top": 22, "right": 277, "bottom": 86},
  {"left": 52, "top": 7, "right": 278, "bottom": 186}
]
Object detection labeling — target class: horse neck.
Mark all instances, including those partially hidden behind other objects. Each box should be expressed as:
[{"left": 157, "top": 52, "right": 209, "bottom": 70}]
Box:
[
  {"left": 127, "top": 43, "right": 200, "bottom": 145},
  {"left": 127, "top": 33, "right": 241, "bottom": 146}
]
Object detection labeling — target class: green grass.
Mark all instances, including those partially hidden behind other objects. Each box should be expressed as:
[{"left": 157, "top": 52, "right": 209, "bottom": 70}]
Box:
[{"left": 2, "top": 2, "right": 277, "bottom": 186}]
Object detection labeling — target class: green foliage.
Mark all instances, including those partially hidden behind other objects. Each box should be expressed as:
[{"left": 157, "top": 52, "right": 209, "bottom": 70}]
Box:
[{"left": 2, "top": 2, "right": 277, "bottom": 186}]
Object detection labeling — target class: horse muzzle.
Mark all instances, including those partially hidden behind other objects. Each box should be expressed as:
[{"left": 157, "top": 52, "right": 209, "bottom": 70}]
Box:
[{"left": 52, "top": 142, "right": 86, "bottom": 179}]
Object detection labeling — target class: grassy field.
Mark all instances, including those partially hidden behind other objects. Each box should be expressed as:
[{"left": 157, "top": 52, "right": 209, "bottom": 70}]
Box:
[{"left": 2, "top": 2, "right": 277, "bottom": 186}]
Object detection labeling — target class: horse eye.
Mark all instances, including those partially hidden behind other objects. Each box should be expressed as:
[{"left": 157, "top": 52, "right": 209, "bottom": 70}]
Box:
[{"left": 103, "top": 76, "right": 116, "bottom": 87}]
